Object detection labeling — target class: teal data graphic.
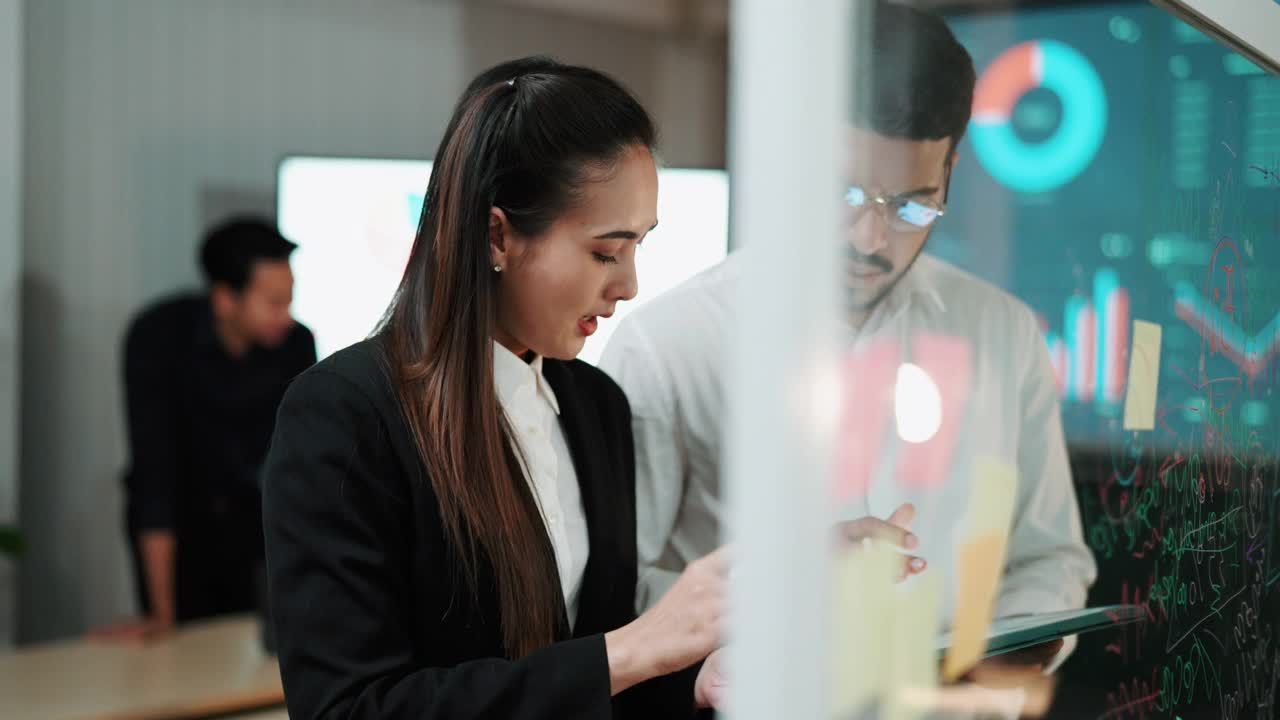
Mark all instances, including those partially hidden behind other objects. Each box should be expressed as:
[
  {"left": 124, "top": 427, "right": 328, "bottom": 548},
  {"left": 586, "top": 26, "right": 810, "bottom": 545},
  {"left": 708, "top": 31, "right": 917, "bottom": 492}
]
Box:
[
  {"left": 1042, "top": 268, "right": 1131, "bottom": 406},
  {"left": 970, "top": 40, "right": 1108, "bottom": 193}
]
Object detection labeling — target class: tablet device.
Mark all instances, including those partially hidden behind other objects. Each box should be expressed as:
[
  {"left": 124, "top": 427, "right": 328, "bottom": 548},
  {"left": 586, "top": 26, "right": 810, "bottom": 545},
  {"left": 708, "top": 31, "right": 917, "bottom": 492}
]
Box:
[{"left": 936, "top": 605, "right": 1146, "bottom": 659}]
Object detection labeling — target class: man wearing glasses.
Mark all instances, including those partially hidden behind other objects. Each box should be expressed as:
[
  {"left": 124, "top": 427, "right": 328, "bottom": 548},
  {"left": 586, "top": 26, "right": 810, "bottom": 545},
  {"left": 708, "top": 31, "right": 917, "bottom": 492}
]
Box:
[{"left": 600, "top": 0, "right": 1096, "bottom": 679}]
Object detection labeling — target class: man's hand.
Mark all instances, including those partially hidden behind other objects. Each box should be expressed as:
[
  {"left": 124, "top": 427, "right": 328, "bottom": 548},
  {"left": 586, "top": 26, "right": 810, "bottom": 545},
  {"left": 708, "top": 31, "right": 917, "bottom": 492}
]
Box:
[
  {"left": 964, "top": 639, "right": 1065, "bottom": 687},
  {"left": 88, "top": 615, "right": 173, "bottom": 643},
  {"left": 834, "top": 503, "right": 928, "bottom": 580},
  {"left": 90, "top": 529, "right": 176, "bottom": 644}
]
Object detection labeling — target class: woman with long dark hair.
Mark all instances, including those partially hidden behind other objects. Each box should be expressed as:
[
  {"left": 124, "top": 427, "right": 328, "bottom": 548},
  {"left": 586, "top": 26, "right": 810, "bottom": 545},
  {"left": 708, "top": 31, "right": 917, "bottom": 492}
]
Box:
[{"left": 262, "top": 57, "right": 726, "bottom": 718}]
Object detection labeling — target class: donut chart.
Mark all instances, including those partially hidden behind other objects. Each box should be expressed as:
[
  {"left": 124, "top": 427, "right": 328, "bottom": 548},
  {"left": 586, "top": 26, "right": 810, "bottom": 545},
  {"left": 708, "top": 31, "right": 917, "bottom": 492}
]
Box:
[{"left": 970, "top": 40, "right": 1107, "bottom": 194}]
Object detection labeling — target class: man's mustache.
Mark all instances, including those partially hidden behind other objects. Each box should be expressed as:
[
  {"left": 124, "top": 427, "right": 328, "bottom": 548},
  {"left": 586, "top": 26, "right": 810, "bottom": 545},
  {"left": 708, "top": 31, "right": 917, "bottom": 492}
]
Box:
[{"left": 846, "top": 252, "right": 893, "bottom": 273}]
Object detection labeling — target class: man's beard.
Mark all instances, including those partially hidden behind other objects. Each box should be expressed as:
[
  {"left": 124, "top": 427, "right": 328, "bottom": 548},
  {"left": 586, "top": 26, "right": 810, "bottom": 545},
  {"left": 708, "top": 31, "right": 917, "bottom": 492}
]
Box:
[{"left": 843, "top": 235, "right": 931, "bottom": 316}]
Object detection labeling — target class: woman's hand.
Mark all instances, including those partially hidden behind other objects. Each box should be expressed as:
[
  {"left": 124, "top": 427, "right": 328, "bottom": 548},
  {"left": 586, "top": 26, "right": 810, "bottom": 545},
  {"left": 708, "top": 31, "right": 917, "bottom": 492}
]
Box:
[
  {"left": 694, "top": 647, "right": 728, "bottom": 709},
  {"left": 605, "top": 546, "right": 729, "bottom": 694}
]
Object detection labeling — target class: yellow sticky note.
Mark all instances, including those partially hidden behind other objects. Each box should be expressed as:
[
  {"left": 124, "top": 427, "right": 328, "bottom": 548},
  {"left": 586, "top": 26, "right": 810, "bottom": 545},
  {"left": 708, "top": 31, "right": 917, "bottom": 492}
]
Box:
[
  {"left": 1123, "top": 320, "right": 1162, "bottom": 431},
  {"left": 888, "top": 573, "right": 941, "bottom": 720},
  {"left": 830, "top": 546, "right": 872, "bottom": 715},
  {"left": 940, "top": 455, "right": 1018, "bottom": 681},
  {"left": 830, "top": 541, "right": 897, "bottom": 716},
  {"left": 941, "top": 531, "right": 1007, "bottom": 681},
  {"left": 968, "top": 456, "right": 1018, "bottom": 535}
]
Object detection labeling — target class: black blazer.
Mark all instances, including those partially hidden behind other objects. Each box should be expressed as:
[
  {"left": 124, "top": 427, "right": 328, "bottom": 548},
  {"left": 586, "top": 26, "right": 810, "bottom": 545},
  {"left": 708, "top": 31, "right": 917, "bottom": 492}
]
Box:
[{"left": 262, "top": 339, "right": 702, "bottom": 719}]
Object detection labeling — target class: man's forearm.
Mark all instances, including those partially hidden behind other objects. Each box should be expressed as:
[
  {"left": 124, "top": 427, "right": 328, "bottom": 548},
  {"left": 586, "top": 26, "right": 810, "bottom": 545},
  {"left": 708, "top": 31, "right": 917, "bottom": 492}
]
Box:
[{"left": 138, "top": 529, "right": 176, "bottom": 624}]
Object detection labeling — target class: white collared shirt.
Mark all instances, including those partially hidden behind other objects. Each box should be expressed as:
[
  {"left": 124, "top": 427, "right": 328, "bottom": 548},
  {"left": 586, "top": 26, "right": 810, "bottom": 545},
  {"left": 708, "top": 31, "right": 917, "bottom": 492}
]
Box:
[
  {"left": 493, "top": 341, "right": 589, "bottom": 627},
  {"left": 599, "top": 249, "right": 1097, "bottom": 664}
]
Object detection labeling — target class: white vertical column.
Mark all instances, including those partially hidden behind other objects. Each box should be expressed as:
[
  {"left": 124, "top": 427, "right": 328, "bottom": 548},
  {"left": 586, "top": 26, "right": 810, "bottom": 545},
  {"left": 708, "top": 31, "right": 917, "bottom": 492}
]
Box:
[
  {"left": 724, "top": 0, "right": 848, "bottom": 718},
  {"left": 0, "top": 0, "right": 23, "bottom": 649}
]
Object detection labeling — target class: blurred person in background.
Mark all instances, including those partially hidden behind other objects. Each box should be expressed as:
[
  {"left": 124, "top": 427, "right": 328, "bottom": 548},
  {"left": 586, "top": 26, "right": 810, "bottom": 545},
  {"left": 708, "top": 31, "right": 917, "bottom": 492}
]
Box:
[
  {"left": 94, "top": 217, "right": 315, "bottom": 640},
  {"left": 601, "top": 0, "right": 1096, "bottom": 681},
  {"left": 262, "top": 57, "right": 729, "bottom": 719}
]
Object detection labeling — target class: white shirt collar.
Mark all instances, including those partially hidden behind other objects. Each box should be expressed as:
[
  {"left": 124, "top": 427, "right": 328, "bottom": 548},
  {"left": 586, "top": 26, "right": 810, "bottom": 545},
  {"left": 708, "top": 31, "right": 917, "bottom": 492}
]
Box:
[
  {"left": 885, "top": 252, "right": 948, "bottom": 314},
  {"left": 492, "top": 340, "right": 561, "bottom": 416},
  {"left": 845, "top": 253, "right": 948, "bottom": 339}
]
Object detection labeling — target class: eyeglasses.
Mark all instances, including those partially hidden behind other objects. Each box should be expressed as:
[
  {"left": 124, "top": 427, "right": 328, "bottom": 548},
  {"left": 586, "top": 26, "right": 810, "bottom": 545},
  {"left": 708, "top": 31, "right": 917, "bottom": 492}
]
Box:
[{"left": 844, "top": 184, "right": 946, "bottom": 232}]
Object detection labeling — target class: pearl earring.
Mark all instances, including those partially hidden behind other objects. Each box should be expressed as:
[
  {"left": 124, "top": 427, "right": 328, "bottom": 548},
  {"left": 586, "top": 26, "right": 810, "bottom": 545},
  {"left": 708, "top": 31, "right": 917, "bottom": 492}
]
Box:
[{"left": 493, "top": 264, "right": 502, "bottom": 273}]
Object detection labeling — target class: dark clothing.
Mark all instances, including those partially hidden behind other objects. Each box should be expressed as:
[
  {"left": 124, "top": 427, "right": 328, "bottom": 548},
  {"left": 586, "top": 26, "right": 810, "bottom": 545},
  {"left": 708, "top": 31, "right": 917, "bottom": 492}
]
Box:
[
  {"left": 262, "top": 339, "right": 703, "bottom": 720},
  {"left": 123, "top": 293, "right": 315, "bottom": 621}
]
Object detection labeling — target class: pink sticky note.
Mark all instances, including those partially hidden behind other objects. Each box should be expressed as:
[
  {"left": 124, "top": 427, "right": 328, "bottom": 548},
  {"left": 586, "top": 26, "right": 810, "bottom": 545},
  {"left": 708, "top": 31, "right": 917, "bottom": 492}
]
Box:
[
  {"left": 834, "top": 339, "right": 900, "bottom": 501},
  {"left": 895, "top": 333, "right": 973, "bottom": 489}
]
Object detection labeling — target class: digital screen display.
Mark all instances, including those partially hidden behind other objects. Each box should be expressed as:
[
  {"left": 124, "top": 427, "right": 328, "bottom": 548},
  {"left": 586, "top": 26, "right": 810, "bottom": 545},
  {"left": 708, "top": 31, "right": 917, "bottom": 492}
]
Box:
[
  {"left": 277, "top": 156, "right": 729, "bottom": 364},
  {"left": 940, "top": 3, "right": 1280, "bottom": 449}
]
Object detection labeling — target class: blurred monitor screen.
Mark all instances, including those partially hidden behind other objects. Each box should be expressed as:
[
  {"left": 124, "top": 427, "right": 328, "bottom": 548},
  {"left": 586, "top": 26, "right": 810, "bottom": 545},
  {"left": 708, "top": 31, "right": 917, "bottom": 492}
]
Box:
[
  {"left": 939, "top": 2, "right": 1280, "bottom": 447},
  {"left": 277, "top": 156, "right": 729, "bottom": 364}
]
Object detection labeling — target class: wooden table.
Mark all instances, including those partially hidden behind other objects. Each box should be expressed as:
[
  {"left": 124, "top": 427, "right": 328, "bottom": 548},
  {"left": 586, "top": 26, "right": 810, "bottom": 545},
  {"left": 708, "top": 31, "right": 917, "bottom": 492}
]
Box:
[{"left": 0, "top": 615, "right": 285, "bottom": 720}]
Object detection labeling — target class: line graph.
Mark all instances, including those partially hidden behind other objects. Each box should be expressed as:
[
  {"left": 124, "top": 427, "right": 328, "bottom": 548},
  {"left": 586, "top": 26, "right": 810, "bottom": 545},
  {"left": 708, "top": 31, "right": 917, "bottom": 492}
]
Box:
[{"left": 1174, "top": 280, "right": 1280, "bottom": 380}]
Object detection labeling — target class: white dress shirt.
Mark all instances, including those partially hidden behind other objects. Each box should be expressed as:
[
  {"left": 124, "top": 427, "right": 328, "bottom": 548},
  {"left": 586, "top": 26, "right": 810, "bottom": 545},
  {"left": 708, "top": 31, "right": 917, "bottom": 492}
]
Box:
[
  {"left": 599, "top": 249, "right": 1098, "bottom": 664},
  {"left": 493, "top": 341, "right": 590, "bottom": 627}
]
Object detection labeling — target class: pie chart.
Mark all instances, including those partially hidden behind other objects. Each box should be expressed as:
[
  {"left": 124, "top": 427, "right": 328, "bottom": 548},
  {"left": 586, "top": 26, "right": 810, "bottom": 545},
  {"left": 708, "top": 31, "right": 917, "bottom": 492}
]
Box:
[{"left": 970, "top": 40, "right": 1107, "bottom": 194}]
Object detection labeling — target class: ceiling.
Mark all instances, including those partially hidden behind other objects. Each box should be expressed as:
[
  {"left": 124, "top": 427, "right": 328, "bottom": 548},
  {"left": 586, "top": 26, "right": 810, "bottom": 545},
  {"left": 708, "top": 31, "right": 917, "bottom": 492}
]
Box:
[
  {"left": 476, "top": 0, "right": 729, "bottom": 36},
  {"left": 470, "top": 0, "right": 1030, "bottom": 35}
]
